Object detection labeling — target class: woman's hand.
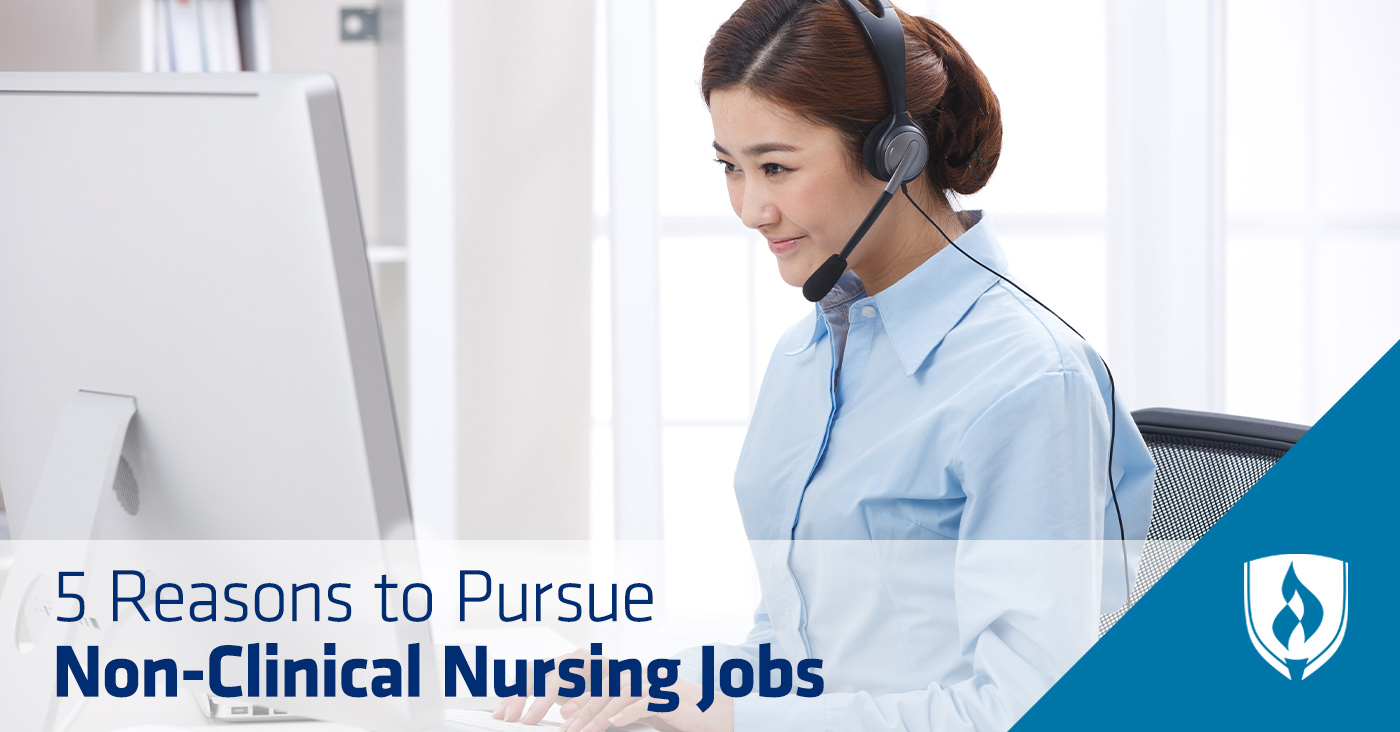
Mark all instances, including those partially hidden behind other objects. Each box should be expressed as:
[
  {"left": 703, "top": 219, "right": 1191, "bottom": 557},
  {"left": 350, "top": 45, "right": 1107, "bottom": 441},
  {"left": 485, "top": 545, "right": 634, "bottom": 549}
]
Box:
[
  {"left": 491, "top": 647, "right": 587, "bottom": 726},
  {"left": 490, "top": 650, "right": 733, "bottom": 732},
  {"left": 490, "top": 647, "right": 645, "bottom": 729}
]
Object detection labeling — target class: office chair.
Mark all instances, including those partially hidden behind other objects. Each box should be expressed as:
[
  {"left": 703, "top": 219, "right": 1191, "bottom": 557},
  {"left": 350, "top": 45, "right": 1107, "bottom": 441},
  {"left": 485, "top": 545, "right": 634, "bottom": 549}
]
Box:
[{"left": 1098, "top": 408, "right": 1310, "bottom": 635}]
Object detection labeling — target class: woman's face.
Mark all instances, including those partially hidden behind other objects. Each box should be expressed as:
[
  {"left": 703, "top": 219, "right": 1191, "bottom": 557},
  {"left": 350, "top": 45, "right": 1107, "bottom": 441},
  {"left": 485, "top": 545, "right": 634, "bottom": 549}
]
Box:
[{"left": 710, "top": 87, "right": 885, "bottom": 288}]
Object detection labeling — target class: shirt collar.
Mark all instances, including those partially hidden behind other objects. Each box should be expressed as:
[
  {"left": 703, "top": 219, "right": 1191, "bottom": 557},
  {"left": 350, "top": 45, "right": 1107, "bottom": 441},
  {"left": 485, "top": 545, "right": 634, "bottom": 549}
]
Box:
[{"left": 784, "top": 210, "right": 1006, "bottom": 376}]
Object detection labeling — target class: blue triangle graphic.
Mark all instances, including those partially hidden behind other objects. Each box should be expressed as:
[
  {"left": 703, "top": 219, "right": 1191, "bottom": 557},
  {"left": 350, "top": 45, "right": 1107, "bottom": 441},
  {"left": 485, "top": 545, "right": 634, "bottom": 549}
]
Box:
[{"left": 1013, "top": 339, "right": 1400, "bottom": 730}]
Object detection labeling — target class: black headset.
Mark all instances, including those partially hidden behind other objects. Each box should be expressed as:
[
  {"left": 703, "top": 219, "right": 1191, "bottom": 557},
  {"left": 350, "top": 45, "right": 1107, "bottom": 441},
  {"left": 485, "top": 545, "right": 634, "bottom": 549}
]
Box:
[
  {"left": 802, "top": 0, "right": 927, "bottom": 302},
  {"left": 845, "top": 0, "right": 929, "bottom": 186},
  {"left": 815, "top": 0, "right": 1134, "bottom": 601}
]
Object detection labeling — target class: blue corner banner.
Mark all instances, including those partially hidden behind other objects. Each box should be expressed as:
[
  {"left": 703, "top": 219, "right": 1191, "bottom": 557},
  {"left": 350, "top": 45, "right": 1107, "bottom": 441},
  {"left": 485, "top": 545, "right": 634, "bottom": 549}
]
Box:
[{"left": 1015, "top": 340, "right": 1400, "bottom": 730}]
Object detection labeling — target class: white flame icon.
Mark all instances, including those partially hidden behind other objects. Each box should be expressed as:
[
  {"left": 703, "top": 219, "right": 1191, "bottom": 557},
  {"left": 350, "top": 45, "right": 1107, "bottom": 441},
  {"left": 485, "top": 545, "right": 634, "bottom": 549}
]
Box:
[{"left": 1244, "top": 554, "right": 1348, "bottom": 680}]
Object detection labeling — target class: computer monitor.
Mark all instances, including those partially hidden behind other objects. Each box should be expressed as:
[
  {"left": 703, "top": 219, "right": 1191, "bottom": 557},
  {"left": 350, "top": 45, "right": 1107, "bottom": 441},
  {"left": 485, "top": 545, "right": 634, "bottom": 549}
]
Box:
[
  {"left": 0, "top": 72, "right": 434, "bottom": 730},
  {"left": 0, "top": 72, "right": 411, "bottom": 542}
]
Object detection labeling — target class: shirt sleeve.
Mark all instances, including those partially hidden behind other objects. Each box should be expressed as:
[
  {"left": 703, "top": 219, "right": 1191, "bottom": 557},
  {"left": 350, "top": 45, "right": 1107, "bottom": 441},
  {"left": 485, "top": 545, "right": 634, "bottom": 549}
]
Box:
[{"left": 734, "top": 369, "right": 1108, "bottom": 731}]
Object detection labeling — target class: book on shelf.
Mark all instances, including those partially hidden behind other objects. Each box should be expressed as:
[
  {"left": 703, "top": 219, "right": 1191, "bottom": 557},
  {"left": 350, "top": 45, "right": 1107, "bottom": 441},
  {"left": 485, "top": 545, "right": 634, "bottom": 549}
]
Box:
[
  {"left": 234, "top": 0, "right": 273, "bottom": 72},
  {"left": 102, "top": 0, "right": 270, "bottom": 73}
]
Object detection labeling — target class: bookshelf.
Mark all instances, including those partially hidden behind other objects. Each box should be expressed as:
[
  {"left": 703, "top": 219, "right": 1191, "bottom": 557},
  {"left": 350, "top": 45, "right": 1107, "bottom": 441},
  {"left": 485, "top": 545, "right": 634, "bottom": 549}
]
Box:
[{"left": 96, "top": 0, "right": 271, "bottom": 73}]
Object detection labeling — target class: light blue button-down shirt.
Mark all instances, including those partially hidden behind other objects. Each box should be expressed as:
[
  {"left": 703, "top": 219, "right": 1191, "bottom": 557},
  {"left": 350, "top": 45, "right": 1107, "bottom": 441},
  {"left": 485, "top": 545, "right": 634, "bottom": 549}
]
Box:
[{"left": 681, "top": 211, "right": 1154, "bottom": 731}]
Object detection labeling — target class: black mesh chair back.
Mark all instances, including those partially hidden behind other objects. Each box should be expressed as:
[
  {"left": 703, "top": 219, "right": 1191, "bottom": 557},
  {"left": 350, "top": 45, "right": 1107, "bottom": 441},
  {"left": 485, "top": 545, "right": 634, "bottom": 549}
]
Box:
[{"left": 1098, "top": 408, "right": 1309, "bottom": 635}]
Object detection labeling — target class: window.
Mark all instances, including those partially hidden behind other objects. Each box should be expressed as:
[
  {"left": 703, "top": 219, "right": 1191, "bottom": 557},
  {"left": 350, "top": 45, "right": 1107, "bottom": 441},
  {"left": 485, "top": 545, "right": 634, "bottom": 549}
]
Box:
[{"left": 1224, "top": 0, "right": 1400, "bottom": 423}]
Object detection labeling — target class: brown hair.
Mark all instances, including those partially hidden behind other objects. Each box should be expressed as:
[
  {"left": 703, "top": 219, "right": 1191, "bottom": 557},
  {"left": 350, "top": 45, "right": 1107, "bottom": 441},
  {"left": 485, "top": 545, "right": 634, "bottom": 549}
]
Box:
[{"left": 701, "top": 0, "right": 1001, "bottom": 196}]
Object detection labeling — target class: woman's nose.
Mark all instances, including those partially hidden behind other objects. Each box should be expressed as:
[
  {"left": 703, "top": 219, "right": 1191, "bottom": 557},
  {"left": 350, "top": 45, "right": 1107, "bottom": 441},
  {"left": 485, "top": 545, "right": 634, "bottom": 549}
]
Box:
[{"left": 740, "top": 194, "right": 778, "bottom": 230}]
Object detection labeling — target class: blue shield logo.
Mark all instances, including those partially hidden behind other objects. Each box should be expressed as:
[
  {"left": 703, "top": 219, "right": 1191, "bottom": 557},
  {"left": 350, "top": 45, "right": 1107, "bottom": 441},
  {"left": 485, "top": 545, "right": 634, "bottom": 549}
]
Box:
[{"left": 1243, "top": 554, "right": 1348, "bottom": 680}]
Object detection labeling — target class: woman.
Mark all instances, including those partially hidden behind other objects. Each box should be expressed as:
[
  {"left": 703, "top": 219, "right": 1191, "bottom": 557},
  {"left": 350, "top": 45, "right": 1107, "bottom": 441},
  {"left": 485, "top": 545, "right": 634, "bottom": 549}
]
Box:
[{"left": 498, "top": 1, "right": 1154, "bottom": 729}]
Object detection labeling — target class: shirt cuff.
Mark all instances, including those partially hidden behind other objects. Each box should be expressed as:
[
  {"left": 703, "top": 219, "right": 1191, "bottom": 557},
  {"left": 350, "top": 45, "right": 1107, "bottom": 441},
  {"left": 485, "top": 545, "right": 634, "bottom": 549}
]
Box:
[{"left": 733, "top": 692, "right": 825, "bottom": 732}]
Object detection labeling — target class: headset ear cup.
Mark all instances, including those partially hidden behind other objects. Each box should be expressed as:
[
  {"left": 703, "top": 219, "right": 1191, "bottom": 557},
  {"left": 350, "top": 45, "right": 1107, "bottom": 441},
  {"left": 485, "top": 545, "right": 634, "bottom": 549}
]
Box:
[
  {"left": 888, "top": 125, "right": 929, "bottom": 183},
  {"left": 862, "top": 116, "right": 897, "bottom": 180}
]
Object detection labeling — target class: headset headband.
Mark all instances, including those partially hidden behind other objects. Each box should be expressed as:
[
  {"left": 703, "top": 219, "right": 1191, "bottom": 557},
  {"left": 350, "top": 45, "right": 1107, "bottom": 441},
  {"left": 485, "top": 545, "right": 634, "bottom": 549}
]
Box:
[{"left": 838, "top": 0, "right": 909, "bottom": 117}]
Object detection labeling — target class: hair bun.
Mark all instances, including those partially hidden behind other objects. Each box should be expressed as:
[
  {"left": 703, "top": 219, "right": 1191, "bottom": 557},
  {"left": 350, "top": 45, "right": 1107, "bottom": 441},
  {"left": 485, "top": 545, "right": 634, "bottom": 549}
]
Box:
[{"left": 903, "top": 13, "right": 1002, "bottom": 195}]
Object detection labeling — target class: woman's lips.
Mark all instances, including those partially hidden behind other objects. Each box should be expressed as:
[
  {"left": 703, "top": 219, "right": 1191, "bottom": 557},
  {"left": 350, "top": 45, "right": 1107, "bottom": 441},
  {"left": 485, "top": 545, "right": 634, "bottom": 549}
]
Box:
[{"left": 768, "top": 236, "right": 802, "bottom": 255}]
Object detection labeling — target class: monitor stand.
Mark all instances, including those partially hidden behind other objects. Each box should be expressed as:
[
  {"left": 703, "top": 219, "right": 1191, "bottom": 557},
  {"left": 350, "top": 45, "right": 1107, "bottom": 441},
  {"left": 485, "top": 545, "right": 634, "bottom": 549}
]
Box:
[{"left": 0, "top": 390, "right": 136, "bottom": 731}]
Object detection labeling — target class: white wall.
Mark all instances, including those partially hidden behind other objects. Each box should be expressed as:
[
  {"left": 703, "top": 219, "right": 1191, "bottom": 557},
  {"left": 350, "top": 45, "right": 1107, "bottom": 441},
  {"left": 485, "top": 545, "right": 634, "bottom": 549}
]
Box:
[
  {"left": 267, "top": 0, "right": 382, "bottom": 244},
  {"left": 0, "top": 0, "right": 97, "bottom": 71},
  {"left": 451, "top": 0, "right": 594, "bottom": 539}
]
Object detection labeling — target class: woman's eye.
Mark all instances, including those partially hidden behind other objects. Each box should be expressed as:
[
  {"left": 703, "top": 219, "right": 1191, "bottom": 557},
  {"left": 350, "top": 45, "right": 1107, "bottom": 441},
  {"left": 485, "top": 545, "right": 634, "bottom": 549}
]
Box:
[{"left": 712, "top": 159, "right": 790, "bottom": 176}]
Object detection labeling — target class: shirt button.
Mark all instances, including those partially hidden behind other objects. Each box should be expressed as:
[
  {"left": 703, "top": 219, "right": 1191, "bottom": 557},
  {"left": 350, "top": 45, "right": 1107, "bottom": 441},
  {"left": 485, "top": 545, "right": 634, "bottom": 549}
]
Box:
[{"left": 861, "top": 306, "right": 877, "bottom": 319}]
